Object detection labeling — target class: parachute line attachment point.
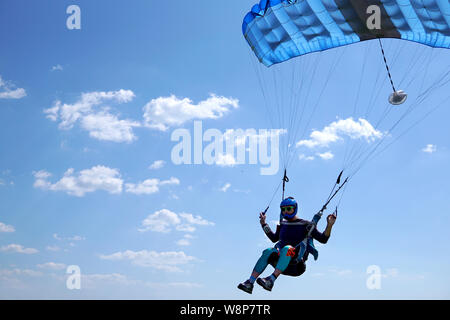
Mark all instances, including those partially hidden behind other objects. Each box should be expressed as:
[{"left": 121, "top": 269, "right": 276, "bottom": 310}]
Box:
[{"left": 378, "top": 38, "right": 408, "bottom": 105}]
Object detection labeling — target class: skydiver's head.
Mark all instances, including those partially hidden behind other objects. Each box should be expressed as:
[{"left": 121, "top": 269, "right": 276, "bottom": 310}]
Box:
[{"left": 280, "top": 197, "right": 298, "bottom": 220}]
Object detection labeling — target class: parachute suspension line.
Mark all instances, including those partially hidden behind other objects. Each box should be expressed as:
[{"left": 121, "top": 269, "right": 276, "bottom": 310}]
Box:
[
  {"left": 281, "top": 169, "right": 289, "bottom": 200},
  {"left": 262, "top": 178, "right": 283, "bottom": 216},
  {"left": 282, "top": 62, "right": 297, "bottom": 170},
  {"left": 365, "top": 91, "right": 450, "bottom": 168},
  {"left": 249, "top": 53, "right": 276, "bottom": 131},
  {"left": 345, "top": 40, "right": 426, "bottom": 176},
  {"left": 287, "top": 54, "right": 320, "bottom": 148},
  {"left": 271, "top": 68, "right": 285, "bottom": 167},
  {"left": 348, "top": 70, "right": 450, "bottom": 179},
  {"left": 319, "top": 171, "right": 349, "bottom": 214},
  {"left": 357, "top": 48, "right": 446, "bottom": 171},
  {"left": 261, "top": 168, "right": 290, "bottom": 219},
  {"left": 325, "top": 170, "right": 343, "bottom": 204},
  {"left": 378, "top": 38, "right": 397, "bottom": 93},
  {"left": 342, "top": 43, "right": 372, "bottom": 171},
  {"left": 286, "top": 48, "right": 346, "bottom": 170},
  {"left": 351, "top": 53, "right": 450, "bottom": 176}
]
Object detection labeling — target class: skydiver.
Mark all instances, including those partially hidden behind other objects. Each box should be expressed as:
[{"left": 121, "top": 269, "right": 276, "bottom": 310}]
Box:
[{"left": 237, "top": 197, "right": 336, "bottom": 294}]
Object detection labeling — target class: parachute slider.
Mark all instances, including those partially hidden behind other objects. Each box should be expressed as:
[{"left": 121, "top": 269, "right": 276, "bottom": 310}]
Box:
[{"left": 389, "top": 90, "right": 408, "bottom": 105}]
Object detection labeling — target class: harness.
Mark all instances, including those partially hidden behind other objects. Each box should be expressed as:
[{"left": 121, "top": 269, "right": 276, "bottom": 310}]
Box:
[{"left": 272, "top": 170, "right": 348, "bottom": 264}]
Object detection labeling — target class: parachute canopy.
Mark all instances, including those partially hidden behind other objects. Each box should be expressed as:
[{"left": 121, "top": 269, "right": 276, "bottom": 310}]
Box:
[{"left": 243, "top": 0, "right": 450, "bottom": 66}]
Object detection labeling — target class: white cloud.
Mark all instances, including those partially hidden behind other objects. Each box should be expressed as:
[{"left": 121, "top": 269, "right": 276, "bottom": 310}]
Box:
[
  {"left": 149, "top": 160, "right": 165, "bottom": 170},
  {"left": 328, "top": 267, "right": 353, "bottom": 276},
  {"left": 220, "top": 183, "right": 231, "bottom": 192},
  {"left": 34, "top": 167, "right": 179, "bottom": 197},
  {"left": 297, "top": 118, "right": 383, "bottom": 149},
  {"left": 33, "top": 166, "right": 123, "bottom": 197},
  {"left": 317, "top": 151, "right": 334, "bottom": 160},
  {"left": 139, "top": 209, "right": 214, "bottom": 233},
  {"left": 0, "top": 222, "right": 15, "bottom": 233},
  {"left": 51, "top": 64, "right": 63, "bottom": 71},
  {"left": 422, "top": 144, "right": 436, "bottom": 154},
  {"left": 0, "top": 268, "right": 43, "bottom": 277},
  {"left": 215, "top": 153, "right": 237, "bottom": 167},
  {"left": 148, "top": 282, "right": 203, "bottom": 288},
  {"left": 178, "top": 213, "right": 214, "bottom": 227},
  {"left": 143, "top": 94, "right": 239, "bottom": 131},
  {"left": 213, "top": 129, "right": 286, "bottom": 167},
  {"left": 53, "top": 234, "right": 85, "bottom": 242},
  {"left": 100, "top": 250, "right": 196, "bottom": 272},
  {"left": 44, "top": 90, "right": 137, "bottom": 142},
  {"left": 37, "top": 262, "right": 67, "bottom": 270},
  {"left": 176, "top": 238, "right": 191, "bottom": 246},
  {"left": 139, "top": 209, "right": 181, "bottom": 233},
  {"left": 299, "top": 154, "right": 315, "bottom": 161},
  {"left": 46, "top": 246, "right": 61, "bottom": 252},
  {"left": 0, "top": 244, "right": 38, "bottom": 254},
  {"left": 176, "top": 234, "right": 195, "bottom": 246},
  {"left": 77, "top": 273, "right": 140, "bottom": 288},
  {"left": 0, "top": 75, "right": 26, "bottom": 99},
  {"left": 80, "top": 110, "right": 140, "bottom": 143},
  {"left": 125, "top": 177, "right": 180, "bottom": 195}
]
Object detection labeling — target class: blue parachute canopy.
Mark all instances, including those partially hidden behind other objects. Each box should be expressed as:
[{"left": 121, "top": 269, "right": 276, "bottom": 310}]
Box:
[{"left": 243, "top": 0, "right": 450, "bottom": 67}]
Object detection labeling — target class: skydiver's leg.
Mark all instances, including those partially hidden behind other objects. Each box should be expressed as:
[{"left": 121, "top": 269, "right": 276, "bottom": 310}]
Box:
[
  {"left": 272, "top": 245, "right": 295, "bottom": 277},
  {"left": 238, "top": 247, "right": 278, "bottom": 294},
  {"left": 252, "top": 247, "right": 279, "bottom": 277},
  {"left": 257, "top": 245, "right": 294, "bottom": 291}
]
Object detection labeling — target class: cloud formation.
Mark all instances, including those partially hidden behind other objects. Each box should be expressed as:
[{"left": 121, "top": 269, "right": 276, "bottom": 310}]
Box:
[
  {"left": 297, "top": 118, "right": 382, "bottom": 149},
  {"left": 139, "top": 209, "right": 214, "bottom": 233},
  {"left": 0, "top": 244, "right": 38, "bottom": 254},
  {"left": 0, "top": 75, "right": 26, "bottom": 99},
  {"left": 143, "top": 94, "right": 239, "bottom": 131},
  {"left": 44, "top": 90, "right": 138, "bottom": 143},
  {"left": 51, "top": 65, "right": 63, "bottom": 71},
  {"left": 37, "top": 262, "right": 67, "bottom": 270},
  {"left": 220, "top": 183, "right": 231, "bottom": 192},
  {"left": 0, "top": 222, "right": 15, "bottom": 233},
  {"left": 100, "top": 250, "right": 196, "bottom": 272},
  {"left": 33, "top": 166, "right": 123, "bottom": 197},
  {"left": 422, "top": 144, "right": 437, "bottom": 154},
  {"left": 317, "top": 151, "right": 334, "bottom": 160},
  {"left": 33, "top": 166, "right": 180, "bottom": 197},
  {"left": 149, "top": 160, "right": 165, "bottom": 170},
  {"left": 125, "top": 177, "right": 180, "bottom": 195}
]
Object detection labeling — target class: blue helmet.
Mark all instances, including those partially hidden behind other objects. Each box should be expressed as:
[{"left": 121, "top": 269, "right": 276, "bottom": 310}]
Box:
[{"left": 280, "top": 197, "right": 298, "bottom": 219}]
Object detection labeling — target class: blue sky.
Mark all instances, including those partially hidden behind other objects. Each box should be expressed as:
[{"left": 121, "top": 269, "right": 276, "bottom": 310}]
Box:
[{"left": 0, "top": 0, "right": 449, "bottom": 299}]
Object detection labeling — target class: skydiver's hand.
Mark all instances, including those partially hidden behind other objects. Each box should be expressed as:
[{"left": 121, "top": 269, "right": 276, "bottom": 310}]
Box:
[
  {"left": 327, "top": 213, "right": 337, "bottom": 226},
  {"left": 259, "top": 212, "right": 267, "bottom": 226}
]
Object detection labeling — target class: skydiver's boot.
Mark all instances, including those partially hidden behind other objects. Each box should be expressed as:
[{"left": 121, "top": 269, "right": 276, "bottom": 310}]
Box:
[
  {"left": 237, "top": 280, "right": 254, "bottom": 294},
  {"left": 256, "top": 275, "right": 275, "bottom": 292}
]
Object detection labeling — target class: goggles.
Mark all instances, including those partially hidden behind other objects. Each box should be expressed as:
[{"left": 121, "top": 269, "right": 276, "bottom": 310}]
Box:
[{"left": 281, "top": 206, "right": 295, "bottom": 213}]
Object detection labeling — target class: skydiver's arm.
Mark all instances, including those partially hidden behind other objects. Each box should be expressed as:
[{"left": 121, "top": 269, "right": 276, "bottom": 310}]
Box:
[
  {"left": 259, "top": 211, "right": 280, "bottom": 242},
  {"left": 311, "top": 227, "right": 330, "bottom": 244},
  {"left": 262, "top": 224, "right": 280, "bottom": 243},
  {"left": 312, "top": 213, "right": 336, "bottom": 243}
]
